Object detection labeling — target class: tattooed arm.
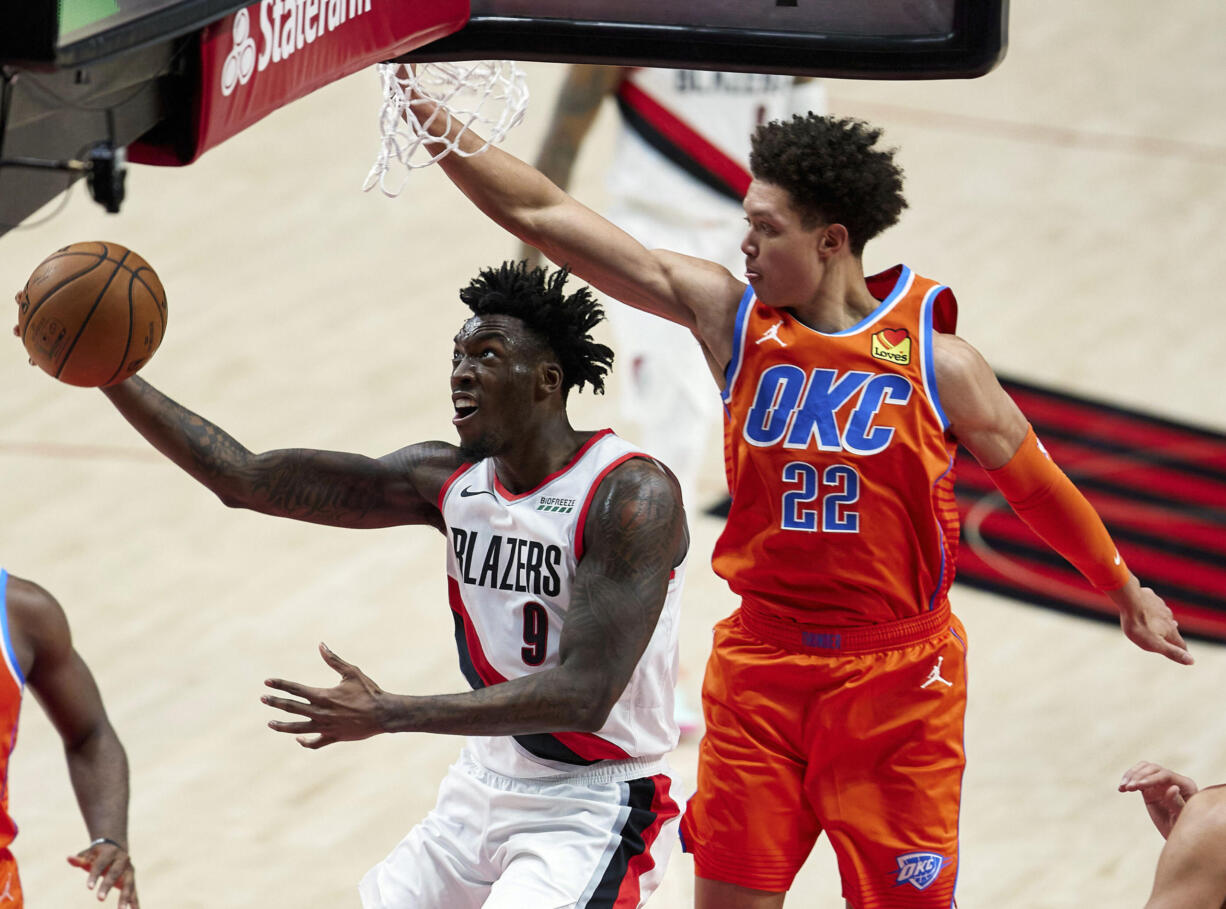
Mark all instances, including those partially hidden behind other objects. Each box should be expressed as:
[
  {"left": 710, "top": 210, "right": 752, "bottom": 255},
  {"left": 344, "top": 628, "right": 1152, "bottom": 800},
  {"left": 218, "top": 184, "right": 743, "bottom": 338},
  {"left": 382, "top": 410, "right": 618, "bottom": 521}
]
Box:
[
  {"left": 101, "top": 377, "right": 463, "bottom": 530},
  {"left": 263, "top": 458, "right": 688, "bottom": 744}
]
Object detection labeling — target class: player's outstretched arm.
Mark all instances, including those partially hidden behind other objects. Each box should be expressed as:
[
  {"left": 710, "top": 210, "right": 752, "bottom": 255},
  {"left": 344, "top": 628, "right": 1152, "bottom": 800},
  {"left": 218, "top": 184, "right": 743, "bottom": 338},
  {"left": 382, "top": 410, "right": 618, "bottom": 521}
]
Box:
[
  {"left": 101, "top": 377, "right": 462, "bottom": 530},
  {"left": 1141, "top": 784, "right": 1226, "bottom": 909},
  {"left": 8, "top": 576, "right": 138, "bottom": 908},
  {"left": 933, "top": 334, "right": 1192, "bottom": 665},
  {"left": 1120, "top": 761, "right": 1200, "bottom": 838},
  {"left": 409, "top": 74, "right": 745, "bottom": 360},
  {"left": 262, "top": 459, "right": 687, "bottom": 746},
  {"left": 517, "top": 64, "right": 625, "bottom": 268}
]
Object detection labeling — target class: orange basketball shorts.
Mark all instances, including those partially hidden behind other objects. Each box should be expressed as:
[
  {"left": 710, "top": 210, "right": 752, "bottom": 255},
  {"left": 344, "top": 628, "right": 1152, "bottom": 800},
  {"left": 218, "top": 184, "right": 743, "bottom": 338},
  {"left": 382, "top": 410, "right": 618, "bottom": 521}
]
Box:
[
  {"left": 0, "top": 849, "right": 24, "bottom": 906},
  {"left": 680, "top": 603, "right": 968, "bottom": 907}
]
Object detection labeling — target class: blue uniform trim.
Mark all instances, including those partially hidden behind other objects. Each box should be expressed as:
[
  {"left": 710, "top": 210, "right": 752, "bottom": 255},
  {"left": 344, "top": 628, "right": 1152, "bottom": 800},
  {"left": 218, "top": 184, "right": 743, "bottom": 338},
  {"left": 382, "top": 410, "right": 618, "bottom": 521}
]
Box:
[
  {"left": 820, "top": 264, "right": 912, "bottom": 336},
  {"left": 920, "top": 284, "right": 951, "bottom": 430},
  {"left": 0, "top": 571, "right": 22, "bottom": 688},
  {"left": 927, "top": 455, "right": 957, "bottom": 612},
  {"left": 949, "top": 623, "right": 968, "bottom": 908},
  {"left": 950, "top": 626, "right": 967, "bottom": 652},
  {"left": 721, "top": 285, "right": 757, "bottom": 405}
]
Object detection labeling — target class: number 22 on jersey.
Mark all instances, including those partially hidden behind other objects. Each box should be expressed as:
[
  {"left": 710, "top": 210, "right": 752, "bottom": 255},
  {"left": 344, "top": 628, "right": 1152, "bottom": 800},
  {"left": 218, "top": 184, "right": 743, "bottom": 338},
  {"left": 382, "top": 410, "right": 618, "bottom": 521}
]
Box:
[{"left": 781, "top": 462, "right": 861, "bottom": 533}]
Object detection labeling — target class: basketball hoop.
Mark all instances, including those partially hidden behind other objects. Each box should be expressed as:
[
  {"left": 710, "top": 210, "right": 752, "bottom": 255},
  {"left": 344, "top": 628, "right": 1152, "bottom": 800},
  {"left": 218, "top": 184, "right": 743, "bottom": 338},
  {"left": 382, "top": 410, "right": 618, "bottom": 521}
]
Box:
[{"left": 363, "top": 61, "right": 529, "bottom": 198}]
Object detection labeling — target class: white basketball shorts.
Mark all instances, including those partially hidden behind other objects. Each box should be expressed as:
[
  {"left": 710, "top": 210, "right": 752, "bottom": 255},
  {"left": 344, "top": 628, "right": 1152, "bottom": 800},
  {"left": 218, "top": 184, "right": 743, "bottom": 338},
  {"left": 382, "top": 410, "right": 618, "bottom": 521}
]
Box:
[{"left": 358, "top": 747, "right": 682, "bottom": 909}]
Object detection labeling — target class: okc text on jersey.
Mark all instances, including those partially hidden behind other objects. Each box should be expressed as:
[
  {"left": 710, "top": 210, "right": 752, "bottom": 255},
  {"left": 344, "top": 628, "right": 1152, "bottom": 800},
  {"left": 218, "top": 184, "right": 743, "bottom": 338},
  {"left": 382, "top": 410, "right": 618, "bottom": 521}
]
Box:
[{"left": 744, "top": 366, "right": 913, "bottom": 456}]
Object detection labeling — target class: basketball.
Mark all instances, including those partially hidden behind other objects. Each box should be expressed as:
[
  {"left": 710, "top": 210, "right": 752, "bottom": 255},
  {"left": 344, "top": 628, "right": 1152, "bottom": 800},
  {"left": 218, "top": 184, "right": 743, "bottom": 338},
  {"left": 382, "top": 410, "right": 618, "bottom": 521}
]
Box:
[{"left": 17, "top": 241, "right": 168, "bottom": 387}]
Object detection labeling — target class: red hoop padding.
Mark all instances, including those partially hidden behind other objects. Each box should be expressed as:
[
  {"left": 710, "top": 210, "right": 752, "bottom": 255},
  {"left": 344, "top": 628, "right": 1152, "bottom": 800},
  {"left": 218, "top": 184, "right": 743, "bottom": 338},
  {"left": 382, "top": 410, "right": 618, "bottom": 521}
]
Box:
[{"left": 130, "top": 0, "right": 469, "bottom": 165}]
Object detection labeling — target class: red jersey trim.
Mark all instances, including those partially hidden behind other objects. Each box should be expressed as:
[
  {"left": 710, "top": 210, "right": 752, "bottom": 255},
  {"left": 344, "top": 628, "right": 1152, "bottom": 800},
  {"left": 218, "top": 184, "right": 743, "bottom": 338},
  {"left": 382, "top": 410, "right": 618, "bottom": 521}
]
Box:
[
  {"left": 437, "top": 461, "right": 476, "bottom": 513},
  {"left": 605, "top": 773, "right": 681, "bottom": 907},
  {"left": 448, "top": 577, "right": 508, "bottom": 686},
  {"left": 493, "top": 429, "right": 616, "bottom": 502},
  {"left": 616, "top": 80, "right": 752, "bottom": 200},
  {"left": 574, "top": 453, "right": 649, "bottom": 561},
  {"left": 446, "top": 576, "right": 631, "bottom": 762},
  {"left": 550, "top": 730, "right": 632, "bottom": 762}
]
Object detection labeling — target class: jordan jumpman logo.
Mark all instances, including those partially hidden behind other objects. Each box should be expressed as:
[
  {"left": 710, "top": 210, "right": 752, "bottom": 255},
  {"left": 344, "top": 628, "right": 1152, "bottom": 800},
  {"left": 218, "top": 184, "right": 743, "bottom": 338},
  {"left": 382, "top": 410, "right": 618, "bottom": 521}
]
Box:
[{"left": 921, "top": 656, "right": 953, "bottom": 689}]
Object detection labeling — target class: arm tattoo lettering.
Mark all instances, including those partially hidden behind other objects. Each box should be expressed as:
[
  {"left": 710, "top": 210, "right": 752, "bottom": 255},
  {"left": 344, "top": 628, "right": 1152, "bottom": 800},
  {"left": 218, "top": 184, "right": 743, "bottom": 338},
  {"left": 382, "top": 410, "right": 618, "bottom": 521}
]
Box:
[{"left": 248, "top": 457, "right": 385, "bottom": 520}]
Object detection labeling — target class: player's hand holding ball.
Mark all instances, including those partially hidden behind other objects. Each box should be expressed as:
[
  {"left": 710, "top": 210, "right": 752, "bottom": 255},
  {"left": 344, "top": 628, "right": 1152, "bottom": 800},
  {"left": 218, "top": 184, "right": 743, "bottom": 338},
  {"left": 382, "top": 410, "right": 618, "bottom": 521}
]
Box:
[{"left": 15, "top": 241, "right": 167, "bottom": 386}]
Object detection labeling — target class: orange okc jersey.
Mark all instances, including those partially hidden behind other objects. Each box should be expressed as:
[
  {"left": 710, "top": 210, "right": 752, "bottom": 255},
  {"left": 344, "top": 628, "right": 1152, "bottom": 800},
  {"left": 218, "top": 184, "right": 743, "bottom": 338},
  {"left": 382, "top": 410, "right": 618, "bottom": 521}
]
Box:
[
  {"left": 0, "top": 570, "right": 26, "bottom": 905},
  {"left": 714, "top": 265, "right": 960, "bottom": 626}
]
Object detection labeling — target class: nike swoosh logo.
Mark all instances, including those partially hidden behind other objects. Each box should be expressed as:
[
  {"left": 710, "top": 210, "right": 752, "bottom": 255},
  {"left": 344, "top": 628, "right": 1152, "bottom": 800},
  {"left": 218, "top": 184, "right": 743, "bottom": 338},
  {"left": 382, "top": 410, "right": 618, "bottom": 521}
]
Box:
[{"left": 459, "top": 487, "right": 495, "bottom": 498}]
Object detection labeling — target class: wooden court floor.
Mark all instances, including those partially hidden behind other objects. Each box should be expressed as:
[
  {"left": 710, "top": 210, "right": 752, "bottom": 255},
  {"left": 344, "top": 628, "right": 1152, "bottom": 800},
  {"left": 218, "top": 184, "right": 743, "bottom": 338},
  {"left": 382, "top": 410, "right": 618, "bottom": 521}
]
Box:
[{"left": 0, "top": 0, "right": 1223, "bottom": 905}]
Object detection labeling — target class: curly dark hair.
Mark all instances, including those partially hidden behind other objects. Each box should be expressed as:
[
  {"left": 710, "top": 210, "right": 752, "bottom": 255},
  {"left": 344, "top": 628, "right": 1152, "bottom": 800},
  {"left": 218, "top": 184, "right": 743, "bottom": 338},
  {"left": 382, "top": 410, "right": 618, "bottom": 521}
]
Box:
[
  {"left": 749, "top": 114, "right": 907, "bottom": 256},
  {"left": 459, "top": 261, "right": 614, "bottom": 399}
]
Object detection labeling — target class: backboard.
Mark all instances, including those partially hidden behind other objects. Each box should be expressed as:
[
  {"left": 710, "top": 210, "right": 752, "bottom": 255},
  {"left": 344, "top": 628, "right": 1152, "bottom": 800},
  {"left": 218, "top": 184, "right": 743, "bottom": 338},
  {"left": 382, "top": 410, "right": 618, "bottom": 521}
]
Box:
[
  {"left": 1, "top": 0, "right": 1007, "bottom": 237},
  {"left": 404, "top": 0, "right": 1008, "bottom": 79},
  {"left": 1, "top": 0, "right": 250, "bottom": 68}
]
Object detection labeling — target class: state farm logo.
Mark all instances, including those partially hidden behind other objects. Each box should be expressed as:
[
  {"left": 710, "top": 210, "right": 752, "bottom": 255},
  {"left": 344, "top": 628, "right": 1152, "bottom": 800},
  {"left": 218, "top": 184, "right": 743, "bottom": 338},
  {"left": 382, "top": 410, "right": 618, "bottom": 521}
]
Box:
[
  {"left": 219, "top": 0, "right": 374, "bottom": 97},
  {"left": 221, "top": 10, "right": 257, "bottom": 96}
]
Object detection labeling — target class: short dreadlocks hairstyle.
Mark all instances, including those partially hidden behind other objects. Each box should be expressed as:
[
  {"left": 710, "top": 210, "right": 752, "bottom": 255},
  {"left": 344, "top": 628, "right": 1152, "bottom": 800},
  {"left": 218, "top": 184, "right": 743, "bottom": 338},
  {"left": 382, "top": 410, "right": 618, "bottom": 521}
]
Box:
[
  {"left": 749, "top": 114, "right": 907, "bottom": 256},
  {"left": 459, "top": 261, "right": 614, "bottom": 399}
]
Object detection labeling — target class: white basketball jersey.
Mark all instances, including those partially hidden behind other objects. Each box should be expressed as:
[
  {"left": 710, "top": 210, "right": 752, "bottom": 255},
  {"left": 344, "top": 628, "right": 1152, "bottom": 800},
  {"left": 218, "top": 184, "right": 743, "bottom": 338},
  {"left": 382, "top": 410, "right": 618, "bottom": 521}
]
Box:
[
  {"left": 605, "top": 68, "right": 825, "bottom": 223},
  {"left": 439, "top": 430, "right": 685, "bottom": 779}
]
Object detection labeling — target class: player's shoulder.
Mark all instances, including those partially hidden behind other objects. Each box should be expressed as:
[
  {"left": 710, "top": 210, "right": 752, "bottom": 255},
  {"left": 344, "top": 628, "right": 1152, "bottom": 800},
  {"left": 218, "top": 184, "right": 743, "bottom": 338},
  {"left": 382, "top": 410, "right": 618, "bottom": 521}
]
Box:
[
  {"left": 585, "top": 455, "right": 687, "bottom": 562},
  {"left": 599, "top": 454, "right": 685, "bottom": 523},
  {"left": 658, "top": 250, "right": 745, "bottom": 304},
  {"left": 384, "top": 439, "right": 468, "bottom": 471},
  {"left": 931, "top": 332, "right": 995, "bottom": 389},
  {"left": 931, "top": 331, "right": 977, "bottom": 365},
  {"left": 3, "top": 573, "right": 70, "bottom": 665},
  {"left": 930, "top": 332, "right": 1010, "bottom": 426},
  {"left": 611, "top": 451, "right": 681, "bottom": 489},
  {"left": 655, "top": 251, "right": 748, "bottom": 345},
  {"left": 382, "top": 440, "right": 470, "bottom": 488}
]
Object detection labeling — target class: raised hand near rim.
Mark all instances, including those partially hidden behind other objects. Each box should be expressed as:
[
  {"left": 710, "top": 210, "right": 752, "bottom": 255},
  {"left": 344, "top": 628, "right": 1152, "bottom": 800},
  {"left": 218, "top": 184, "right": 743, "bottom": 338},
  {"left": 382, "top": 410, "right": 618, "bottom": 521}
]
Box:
[{"left": 263, "top": 643, "right": 387, "bottom": 749}]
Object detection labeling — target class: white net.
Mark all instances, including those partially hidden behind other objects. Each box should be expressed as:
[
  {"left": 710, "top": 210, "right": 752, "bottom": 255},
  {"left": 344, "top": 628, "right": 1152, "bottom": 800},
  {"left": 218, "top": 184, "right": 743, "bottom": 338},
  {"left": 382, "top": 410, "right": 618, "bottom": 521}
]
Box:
[{"left": 363, "top": 61, "right": 530, "bottom": 198}]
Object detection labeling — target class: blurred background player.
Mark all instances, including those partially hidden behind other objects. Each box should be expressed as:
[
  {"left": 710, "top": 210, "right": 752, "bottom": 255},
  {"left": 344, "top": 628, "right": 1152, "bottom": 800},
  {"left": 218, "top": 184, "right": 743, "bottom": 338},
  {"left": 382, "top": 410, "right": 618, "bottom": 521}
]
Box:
[
  {"left": 0, "top": 569, "right": 138, "bottom": 908},
  {"left": 1120, "top": 761, "right": 1226, "bottom": 908},
  {"left": 68, "top": 262, "right": 688, "bottom": 908},
  {"left": 519, "top": 66, "right": 827, "bottom": 515}
]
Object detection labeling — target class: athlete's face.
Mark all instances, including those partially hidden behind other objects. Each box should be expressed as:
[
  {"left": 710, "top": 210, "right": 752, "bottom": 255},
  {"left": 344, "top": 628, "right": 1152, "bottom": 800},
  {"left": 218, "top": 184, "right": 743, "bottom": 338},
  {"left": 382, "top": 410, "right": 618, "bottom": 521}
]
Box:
[
  {"left": 741, "top": 180, "right": 826, "bottom": 309},
  {"left": 450, "top": 315, "right": 546, "bottom": 461}
]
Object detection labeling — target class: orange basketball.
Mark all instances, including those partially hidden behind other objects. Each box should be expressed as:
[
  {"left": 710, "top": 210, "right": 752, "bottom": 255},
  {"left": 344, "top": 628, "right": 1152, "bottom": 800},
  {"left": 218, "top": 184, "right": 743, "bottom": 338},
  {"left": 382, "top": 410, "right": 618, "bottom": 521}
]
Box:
[{"left": 18, "top": 241, "right": 167, "bottom": 387}]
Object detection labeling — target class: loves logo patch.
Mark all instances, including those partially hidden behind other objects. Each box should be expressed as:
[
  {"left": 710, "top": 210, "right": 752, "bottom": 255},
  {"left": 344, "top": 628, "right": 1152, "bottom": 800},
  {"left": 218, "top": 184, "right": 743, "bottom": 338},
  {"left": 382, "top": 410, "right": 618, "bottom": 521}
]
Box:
[{"left": 871, "top": 327, "right": 911, "bottom": 365}]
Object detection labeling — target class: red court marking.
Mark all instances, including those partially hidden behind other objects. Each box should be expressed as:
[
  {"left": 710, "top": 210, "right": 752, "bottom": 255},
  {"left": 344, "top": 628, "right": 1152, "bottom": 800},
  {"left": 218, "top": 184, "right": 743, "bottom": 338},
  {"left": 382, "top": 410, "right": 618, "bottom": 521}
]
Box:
[{"left": 954, "top": 377, "right": 1226, "bottom": 640}]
